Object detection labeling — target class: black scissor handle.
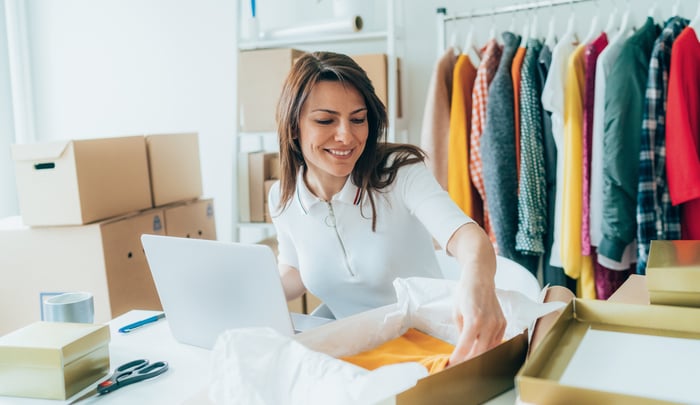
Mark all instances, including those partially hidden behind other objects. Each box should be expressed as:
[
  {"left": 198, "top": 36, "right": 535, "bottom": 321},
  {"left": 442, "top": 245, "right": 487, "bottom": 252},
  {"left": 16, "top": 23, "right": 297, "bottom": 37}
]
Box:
[{"left": 97, "top": 360, "right": 169, "bottom": 395}]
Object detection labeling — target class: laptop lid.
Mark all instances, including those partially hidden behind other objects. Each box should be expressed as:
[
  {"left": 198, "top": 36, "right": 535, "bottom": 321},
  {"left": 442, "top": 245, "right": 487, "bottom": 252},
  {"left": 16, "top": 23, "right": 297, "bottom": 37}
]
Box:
[{"left": 141, "top": 234, "right": 294, "bottom": 350}]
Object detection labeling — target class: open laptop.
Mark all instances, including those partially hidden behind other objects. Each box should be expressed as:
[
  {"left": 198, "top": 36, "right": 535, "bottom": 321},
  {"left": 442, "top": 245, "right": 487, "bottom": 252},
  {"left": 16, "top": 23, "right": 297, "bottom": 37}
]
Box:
[{"left": 141, "top": 234, "right": 307, "bottom": 350}]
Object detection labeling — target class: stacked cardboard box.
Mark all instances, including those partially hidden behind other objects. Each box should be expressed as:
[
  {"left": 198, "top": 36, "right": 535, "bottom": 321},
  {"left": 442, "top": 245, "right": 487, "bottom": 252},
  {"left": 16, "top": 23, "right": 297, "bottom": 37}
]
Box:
[
  {"left": 2, "top": 133, "right": 216, "bottom": 335},
  {"left": 246, "top": 151, "right": 280, "bottom": 223}
]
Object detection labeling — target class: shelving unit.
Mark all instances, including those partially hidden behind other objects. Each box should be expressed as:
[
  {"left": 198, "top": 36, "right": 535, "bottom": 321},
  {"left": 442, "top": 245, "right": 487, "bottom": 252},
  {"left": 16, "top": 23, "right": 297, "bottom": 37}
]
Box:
[{"left": 233, "top": 0, "right": 404, "bottom": 243}]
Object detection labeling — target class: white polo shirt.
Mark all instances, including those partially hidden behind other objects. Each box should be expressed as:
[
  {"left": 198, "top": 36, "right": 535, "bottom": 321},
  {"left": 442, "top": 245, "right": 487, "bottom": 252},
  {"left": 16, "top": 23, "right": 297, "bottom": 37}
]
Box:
[{"left": 268, "top": 160, "right": 473, "bottom": 319}]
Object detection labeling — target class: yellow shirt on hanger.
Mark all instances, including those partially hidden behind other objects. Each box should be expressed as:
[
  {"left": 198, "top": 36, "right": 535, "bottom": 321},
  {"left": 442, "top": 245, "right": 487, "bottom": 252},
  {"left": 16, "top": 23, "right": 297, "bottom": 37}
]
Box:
[
  {"left": 447, "top": 54, "right": 479, "bottom": 220},
  {"left": 561, "top": 44, "right": 595, "bottom": 299}
]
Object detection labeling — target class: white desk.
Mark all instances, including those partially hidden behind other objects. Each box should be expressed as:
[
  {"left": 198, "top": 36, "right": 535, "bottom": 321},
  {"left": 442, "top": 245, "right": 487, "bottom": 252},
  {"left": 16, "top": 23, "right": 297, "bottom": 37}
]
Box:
[{"left": 0, "top": 310, "right": 517, "bottom": 405}]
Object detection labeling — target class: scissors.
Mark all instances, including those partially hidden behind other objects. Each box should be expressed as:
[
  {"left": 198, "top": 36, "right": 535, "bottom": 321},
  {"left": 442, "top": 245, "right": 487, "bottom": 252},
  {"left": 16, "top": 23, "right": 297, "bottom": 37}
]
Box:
[{"left": 70, "top": 359, "right": 169, "bottom": 404}]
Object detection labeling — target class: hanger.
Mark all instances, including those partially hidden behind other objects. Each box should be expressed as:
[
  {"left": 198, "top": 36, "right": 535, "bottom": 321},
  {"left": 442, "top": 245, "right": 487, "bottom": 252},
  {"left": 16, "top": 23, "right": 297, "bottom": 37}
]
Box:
[
  {"left": 544, "top": 4, "right": 557, "bottom": 48},
  {"left": 691, "top": 3, "right": 700, "bottom": 43},
  {"left": 603, "top": 6, "right": 618, "bottom": 37},
  {"left": 647, "top": 1, "right": 660, "bottom": 24},
  {"left": 530, "top": 12, "right": 539, "bottom": 42},
  {"left": 610, "top": 1, "right": 632, "bottom": 45},
  {"left": 462, "top": 15, "right": 481, "bottom": 63},
  {"left": 670, "top": 0, "right": 680, "bottom": 18},
  {"left": 488, "top": 11, "right": 497, "bottom": 41},
  {"left": 449, "top": 30, "right": 461, "bottom": 56},
  {"left": 521, "top": 12, "right": 530, "bottom": 44},
  {"left": 582, "top": 14, "right": 600, "bottom": 44}
]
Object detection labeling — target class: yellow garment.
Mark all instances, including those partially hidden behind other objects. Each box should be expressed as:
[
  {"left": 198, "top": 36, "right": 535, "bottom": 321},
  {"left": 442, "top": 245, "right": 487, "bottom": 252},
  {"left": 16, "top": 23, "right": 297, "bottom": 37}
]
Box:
[
  {"left": 447, "top": 55, "right": 479, "bottom": 220},
  {"left": 340, "top": 328, "right": 454, "bottom": 375},
  {"left": 561, "top": 44, "right": 596, "bottom": 299}
]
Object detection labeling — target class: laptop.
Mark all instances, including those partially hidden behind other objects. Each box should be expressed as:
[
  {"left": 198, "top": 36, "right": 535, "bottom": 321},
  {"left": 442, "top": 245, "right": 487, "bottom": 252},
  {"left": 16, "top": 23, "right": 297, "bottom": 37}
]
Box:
[{"left": 141, "top": 234, "right": 298, "bottom": 350}]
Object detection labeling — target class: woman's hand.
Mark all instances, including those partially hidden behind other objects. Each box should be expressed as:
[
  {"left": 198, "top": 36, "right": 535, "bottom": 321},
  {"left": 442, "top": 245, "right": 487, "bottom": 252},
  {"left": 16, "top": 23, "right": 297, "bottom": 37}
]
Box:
[
  {"left": 445, "top": 222, "right": 505, "bottom": 365},
  {"left": 449, "top": 269, "right": 506, "bottom": 365}
]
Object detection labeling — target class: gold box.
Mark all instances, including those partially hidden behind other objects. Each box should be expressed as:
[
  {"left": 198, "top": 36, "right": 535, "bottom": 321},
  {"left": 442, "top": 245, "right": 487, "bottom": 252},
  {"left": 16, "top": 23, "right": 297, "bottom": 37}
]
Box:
[
  {"left": 646, "top": 240, "right": 700, "bottom": 307},
  {"left": 0, "top": 322, "right": 110, "bottom": 400},
  {"left": 517, "top": 299, "right": 700, "bottom": 404}
]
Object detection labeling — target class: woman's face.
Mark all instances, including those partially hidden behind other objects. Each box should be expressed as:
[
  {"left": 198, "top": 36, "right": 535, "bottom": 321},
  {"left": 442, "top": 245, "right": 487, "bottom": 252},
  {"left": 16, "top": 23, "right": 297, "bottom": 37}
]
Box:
[{"left": 298, "top": 80, "right": 369, "bottom": 191}]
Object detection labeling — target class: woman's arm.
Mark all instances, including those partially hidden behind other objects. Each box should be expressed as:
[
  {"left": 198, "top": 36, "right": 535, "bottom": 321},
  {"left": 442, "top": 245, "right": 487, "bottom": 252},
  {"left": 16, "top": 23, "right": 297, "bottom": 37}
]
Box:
[
  {"left": 278, "top": 263, "right": 306, "bottom": 301},
  {"left": 446, "top": 222, "right": 506, "bottom": 365}
]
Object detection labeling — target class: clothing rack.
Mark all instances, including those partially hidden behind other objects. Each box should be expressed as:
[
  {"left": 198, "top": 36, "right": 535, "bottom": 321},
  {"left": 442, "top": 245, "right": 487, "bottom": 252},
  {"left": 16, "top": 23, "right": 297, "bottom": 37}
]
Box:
[{"left": 436, "top": 0, "right": 596, "bottom": 53}]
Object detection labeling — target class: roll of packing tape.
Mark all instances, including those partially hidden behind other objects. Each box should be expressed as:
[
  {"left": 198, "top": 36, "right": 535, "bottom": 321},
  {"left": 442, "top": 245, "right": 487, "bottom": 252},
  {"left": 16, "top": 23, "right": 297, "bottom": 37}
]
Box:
[{"left": 43, "top": 292, "right": 95, "bottom": 323}]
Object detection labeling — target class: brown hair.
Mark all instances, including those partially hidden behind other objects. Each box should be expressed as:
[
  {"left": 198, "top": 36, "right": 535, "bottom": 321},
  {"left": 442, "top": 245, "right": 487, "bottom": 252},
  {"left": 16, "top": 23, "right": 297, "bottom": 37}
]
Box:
[{"left": 275, "top": 51, "right": 425, "bottom": 230}]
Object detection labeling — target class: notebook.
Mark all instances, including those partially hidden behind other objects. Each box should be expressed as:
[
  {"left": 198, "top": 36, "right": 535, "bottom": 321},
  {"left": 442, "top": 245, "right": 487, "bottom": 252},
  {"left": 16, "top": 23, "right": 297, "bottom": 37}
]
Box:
[{"left": 141, "top": 234, "right": 295, "bottom": 350}]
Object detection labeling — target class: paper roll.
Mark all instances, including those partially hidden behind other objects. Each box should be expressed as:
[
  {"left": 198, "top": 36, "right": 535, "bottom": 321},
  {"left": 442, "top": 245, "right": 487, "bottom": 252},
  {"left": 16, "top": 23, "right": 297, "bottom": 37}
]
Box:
[
  {"left": 43, "top": 292, "right": 95, "bottom": 323},
  {"left": 262, "top": 16, "right": 363, "bottom": 40}
]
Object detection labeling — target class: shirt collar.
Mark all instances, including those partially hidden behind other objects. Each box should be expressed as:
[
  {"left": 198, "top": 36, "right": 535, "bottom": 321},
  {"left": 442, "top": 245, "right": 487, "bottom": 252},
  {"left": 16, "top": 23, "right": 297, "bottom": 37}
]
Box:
[{"left": 295, "top": 167, "right": 363, "bottom": 215}]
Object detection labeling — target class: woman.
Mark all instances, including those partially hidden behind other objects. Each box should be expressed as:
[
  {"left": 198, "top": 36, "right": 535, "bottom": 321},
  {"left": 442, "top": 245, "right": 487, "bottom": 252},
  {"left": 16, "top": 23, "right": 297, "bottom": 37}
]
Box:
[{"left": 268, "top": 51, "right": 505, "bottom": 364}]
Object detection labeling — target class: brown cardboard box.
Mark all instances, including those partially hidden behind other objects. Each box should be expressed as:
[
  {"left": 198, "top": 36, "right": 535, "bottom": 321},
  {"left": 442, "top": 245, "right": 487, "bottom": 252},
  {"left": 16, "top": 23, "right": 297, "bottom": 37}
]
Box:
[
  {"left": 163, "top": 198, "right": 217, "bottom": 240},
  {"left": 517, "top": 299, "right": 700, "bottom": 404},
  {"left": 351, "top": 53, "right": 402, "bottom": 118},
  {"left": 305, "top": 292, "right": 322, "bottom": 315},
  {"left": 0, "top": 210, "right": 165, "bottom": 335},
  {"left": 11, "top": 136, "right": 152, "bottom": 226},
  {"left": 0, "top": 322, "right": 110, "bottom": 400},
  {"left": 263, "top": 179, "right": 277, "bottom": 224},
  {"left": 646, "top": 240, "right": 700, "bottom": 307},
  {"left": 295, "top": 305, "right": 528, "bottom": 405},
  {"left": 238, "top": 48, "right": 305, "bottom": 132},
  {"left": 146, "top": 133, "right": 203, "bottom": 207},
  {"left": 248, "top": 151, "right": 279, "bottom": 222}
]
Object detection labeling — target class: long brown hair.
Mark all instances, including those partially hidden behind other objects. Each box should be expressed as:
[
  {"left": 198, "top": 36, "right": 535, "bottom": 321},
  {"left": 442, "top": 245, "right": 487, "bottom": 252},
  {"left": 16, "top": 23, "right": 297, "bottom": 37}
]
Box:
[{"left": 275, "top": 51, "right": 425, "bottom": 230}]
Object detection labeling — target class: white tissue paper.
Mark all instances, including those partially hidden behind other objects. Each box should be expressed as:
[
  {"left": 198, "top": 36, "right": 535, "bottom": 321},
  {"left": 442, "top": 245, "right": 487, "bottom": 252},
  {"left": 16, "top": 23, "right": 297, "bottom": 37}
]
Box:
[{"left": 209, "top": 277, "right": 566, "bottom": 405}]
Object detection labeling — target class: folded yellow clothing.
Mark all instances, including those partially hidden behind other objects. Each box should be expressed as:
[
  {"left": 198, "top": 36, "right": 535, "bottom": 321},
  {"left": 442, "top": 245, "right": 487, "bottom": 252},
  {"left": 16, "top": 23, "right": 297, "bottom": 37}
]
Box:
[{"left": 340, "top": 328, "right": 455, "bottom": 374}]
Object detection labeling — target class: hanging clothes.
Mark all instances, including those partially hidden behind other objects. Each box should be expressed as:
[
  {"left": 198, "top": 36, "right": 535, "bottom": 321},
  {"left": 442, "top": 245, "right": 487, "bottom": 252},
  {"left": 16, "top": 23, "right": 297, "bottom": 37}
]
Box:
[
  {"left": 636, "top": 17, "right": 688, "bottom": 273},
  {"left": 470, "top": 39, "right": 503, "bottom": 249},
  {"left": 482, "top": 32, "right": 536, "bottom": 273},
  {"left": 581, "top": 33, "right": 608, "bottom": 257},
  {"left": 561, "top": 43, "right": 595, "bottom": 299},
  {"left": 666, "top": 26, "right": 700, "bottom": 240},
  {"left": 539, "top": 44, "right": 575, "bottom": 291},
  {"left": 511, "top": 45, "right": 527, "bottom": 184},
  {"left": 541, "top": 28, "right": 578, "bottom": 269},
  {"left": 420, "top": 48, "right": 458, "bottom": 190},
  {"left": 447, "top": 54, "right": 481, "bottom": 222},
  {"left": 515, "top": 38, "right": 547, "bottom": 256},
  {"left": 600, "top": 17, "right": 661, "bottom": 262}
]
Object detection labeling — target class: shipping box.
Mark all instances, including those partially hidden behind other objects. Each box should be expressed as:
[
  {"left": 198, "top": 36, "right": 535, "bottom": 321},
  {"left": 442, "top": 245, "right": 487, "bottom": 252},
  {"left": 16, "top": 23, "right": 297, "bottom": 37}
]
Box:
[
  {"left": 351, "top": 53, "right": 402, "bottom": 118},
  {"left": 296, "top": 305, "right": 528, "bottom": 405},
  {"left": 517, "top": 299, "right": 700, "bottom": 404},
  {"left": 248, "top": 151, "right": 279, "bottom": 222},
  {"left": 0, "top": 322, "right": 110, "bottom": 400},
  {"left": 11, "top": 136, "right": 152, "bottom": 226},
  {"left": 146, "top": 133, "right": 203, "bottom": 207},
  {"left": 0, "top": 210, "right": 165, "bottom": 335},
  {"left": 238, "top": 48, "right": 305, "bottom": 132},
  {"left": 646, "top": 240, "right": 700, "bottom": 307},
  {"left": 163, "top": 198, "right": 217, "bottom": 240}
]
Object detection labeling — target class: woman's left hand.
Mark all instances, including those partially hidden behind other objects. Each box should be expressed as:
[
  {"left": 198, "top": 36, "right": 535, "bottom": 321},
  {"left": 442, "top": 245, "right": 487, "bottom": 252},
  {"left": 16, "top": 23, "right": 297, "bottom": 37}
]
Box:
[{"left": 448, "top": 271, "right": 506, "bottom": 365}]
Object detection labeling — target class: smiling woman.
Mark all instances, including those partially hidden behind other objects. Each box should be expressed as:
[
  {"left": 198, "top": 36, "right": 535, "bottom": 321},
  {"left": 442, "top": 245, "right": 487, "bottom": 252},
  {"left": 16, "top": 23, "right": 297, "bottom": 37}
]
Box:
[{"left": 267, "top": 51, "right": 506, "bottom": 365}]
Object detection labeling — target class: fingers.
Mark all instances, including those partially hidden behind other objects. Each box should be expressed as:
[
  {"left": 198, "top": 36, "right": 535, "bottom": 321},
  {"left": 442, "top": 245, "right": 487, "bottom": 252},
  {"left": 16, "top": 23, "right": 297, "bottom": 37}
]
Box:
[
  {"left": 449, "top": 316, "right": 479, "bottom": 365},
  {"left": 449, "top": 309, "right": 507, "bottom": 365}
]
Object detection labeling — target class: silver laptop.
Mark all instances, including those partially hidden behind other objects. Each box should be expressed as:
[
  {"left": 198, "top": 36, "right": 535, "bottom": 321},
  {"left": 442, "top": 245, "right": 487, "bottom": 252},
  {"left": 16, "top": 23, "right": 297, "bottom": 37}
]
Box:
[{"left": 141, "top": 234, "right": 296, "bottom": 350}]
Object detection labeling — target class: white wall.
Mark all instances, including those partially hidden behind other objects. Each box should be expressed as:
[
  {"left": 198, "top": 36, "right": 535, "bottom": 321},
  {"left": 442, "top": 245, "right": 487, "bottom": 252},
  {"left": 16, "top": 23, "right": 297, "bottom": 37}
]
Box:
[
  {"left": 0, "top": 0, "right": 18, "bottom": 219},
  {"left": 25, "top": 0, "right": 236, "bottom": 239},
  {"left": 23, "top": 0, "right": 688, "bottom": 240}
]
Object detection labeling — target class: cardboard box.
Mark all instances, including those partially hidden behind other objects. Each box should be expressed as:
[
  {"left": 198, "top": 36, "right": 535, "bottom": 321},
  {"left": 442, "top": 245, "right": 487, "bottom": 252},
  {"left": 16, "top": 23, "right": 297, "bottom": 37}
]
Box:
[
  {"left": 0, "top": 322, "right": 110, "bottom": 400},
  {"left": 163, "top": 198, "right": 217, "bottom": 240},
  {"left": 238, "top": 48, "right": 305, "bottom": 132},
  {"left": 263, "top": 179, "right": 277, "bottom": 224},
  {"left": 248, "top": 151, "right": 279, "bottom": 222},
  {"left": 146, "top": 133, "right": 203, "bottom": 207},
  {"left": 11, "top": 136, "right": 152, "bottom": 226},
  {"left": 351, "top": 53, "right": 402, "bottom": 118},
  {"left": 294, "top": 305, "right": 527, "bottom": 405},
  {"left": 0, "top": 210, "right": 165, "bottom": 335},
  {"left": 517, "top": 299, "right": 700, "bottom": 404},
  {"left": 646, "top": 240, "right": 700, "bottom": 307}
]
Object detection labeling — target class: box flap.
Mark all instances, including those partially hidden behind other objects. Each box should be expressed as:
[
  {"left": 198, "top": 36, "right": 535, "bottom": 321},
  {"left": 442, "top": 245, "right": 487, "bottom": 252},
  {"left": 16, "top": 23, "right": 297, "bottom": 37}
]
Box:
[{"left": 11, "top": 141, "right": 71, "bottom": 162}]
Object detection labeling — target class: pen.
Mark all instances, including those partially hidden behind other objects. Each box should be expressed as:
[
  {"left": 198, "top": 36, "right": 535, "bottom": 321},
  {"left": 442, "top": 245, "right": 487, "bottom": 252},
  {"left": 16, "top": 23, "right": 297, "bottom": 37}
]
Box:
[{"left": 118, "top": 313, "right": 166, "bottom": 334}]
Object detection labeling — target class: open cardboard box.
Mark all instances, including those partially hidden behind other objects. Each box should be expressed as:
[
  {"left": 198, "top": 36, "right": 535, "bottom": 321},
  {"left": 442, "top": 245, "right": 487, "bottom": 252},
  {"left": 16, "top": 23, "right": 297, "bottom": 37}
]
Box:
[
  {"left": 517, "top": 298, "right": 700, "bottom": 404},
  {"left": 294, "top": 304, "right": 528, "bottom": 405}
]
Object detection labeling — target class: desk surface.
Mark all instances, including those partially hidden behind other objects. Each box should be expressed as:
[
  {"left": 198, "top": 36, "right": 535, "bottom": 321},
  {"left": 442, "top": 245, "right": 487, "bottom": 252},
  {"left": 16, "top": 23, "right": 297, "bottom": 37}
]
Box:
[{"left": 0, "top": 310, "right": 518, "bottom": 405}]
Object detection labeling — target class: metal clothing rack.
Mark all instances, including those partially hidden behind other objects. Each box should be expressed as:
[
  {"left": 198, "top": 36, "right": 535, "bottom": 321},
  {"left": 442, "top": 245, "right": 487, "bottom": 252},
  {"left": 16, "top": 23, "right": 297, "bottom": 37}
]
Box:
[{"left": 436, "top": 0, "right": 596, "bottom": 53}]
